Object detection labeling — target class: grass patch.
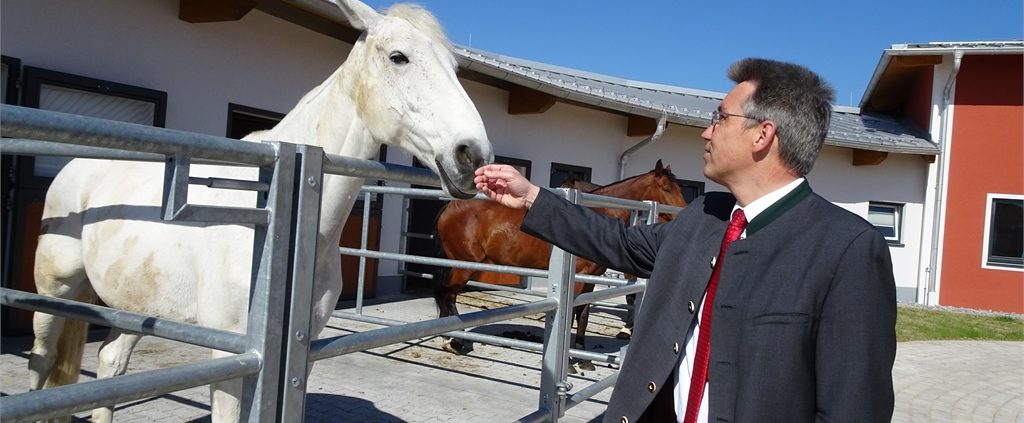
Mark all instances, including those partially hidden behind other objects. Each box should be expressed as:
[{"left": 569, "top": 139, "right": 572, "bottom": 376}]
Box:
[{"left": 897, "top": 305, "right": 1024, "bottom": 342}]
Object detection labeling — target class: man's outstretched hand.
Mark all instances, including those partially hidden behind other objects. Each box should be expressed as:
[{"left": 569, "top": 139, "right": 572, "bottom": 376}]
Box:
[{"left": 474, "top": 164, "right": 541, "bottom": 209}]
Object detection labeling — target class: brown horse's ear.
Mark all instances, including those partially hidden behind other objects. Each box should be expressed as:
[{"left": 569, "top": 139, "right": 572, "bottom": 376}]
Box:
[
  {"left": 665, "top": 164, "right": 672, "bottom": 172},
  {"left": 655, "top": 159, "right": 664, "bottom": 171}
]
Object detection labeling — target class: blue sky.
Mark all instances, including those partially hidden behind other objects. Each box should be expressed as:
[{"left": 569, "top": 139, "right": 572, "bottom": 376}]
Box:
[{"left": 365, "top": 1, "right": 1023, "bottom": 107}]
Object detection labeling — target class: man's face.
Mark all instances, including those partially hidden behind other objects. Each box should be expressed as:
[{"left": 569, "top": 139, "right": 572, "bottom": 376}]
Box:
[{"left": 700, "top": 81, "right": 761, "bottom": 186}]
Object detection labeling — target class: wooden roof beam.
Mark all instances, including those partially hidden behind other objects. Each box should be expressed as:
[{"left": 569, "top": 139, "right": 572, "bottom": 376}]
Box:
[
  {"left": 507, "top": 85, "right": 556, "bottom": 115},
  {"left": 180, "top": 0, "right": 257, "bottom": 23},
  {"left": 627, "top": 115, "right": 658, "bottom": 137},
  {"left": 852, "top": 149, "right": 889, "bottom": 166}
]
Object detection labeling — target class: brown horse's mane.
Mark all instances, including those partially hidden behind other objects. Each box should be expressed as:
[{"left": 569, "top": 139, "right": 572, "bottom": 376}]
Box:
[{"left": 588, "top": 167, "right": 677, "bottom": 191}]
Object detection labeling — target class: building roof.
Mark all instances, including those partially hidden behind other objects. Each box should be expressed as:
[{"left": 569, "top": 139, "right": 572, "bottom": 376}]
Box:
[
  {"left": 860, "top": 40, "right": 1024, "bottom": 112},
  {"left": 258, "top": 0, "right": 939, "bottom": 156},
  {"left": 456, "top": 47, "right": 938, "bottom": 155}
]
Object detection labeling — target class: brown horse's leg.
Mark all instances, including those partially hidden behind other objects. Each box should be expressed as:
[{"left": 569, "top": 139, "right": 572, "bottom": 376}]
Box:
[
  {"left": 570, "top": 282, "right": 597, "bottom": 373},
  {"left": 435, "top": 267, "right": 474, "bottom": 354},
  {"left": 617, "top": 293, "right": 636, "bottom": 339}
]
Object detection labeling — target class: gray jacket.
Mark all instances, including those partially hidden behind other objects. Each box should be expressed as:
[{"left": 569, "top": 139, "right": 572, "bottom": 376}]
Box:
[{"left": 521, "top": 181, "right": 896, "bottom": 423}]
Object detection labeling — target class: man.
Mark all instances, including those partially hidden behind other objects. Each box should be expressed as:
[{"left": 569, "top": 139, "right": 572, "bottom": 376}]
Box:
[{"left": 474, "top": 58, "right": 896, "bottom": 422}]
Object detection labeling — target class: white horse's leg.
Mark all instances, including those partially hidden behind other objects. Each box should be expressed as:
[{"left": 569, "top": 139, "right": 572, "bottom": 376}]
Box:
[
  {"left": 90, "top": 330, "right": 142, "bottom": 423},
  {"left": 29, "top": 231, "right": 89, "bottom": 392},
  {"left": 210, "top": 349, "right": 243, "bottom": 423}
]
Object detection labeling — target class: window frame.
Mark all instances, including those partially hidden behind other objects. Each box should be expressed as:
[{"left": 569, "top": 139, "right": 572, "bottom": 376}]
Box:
[
  {"left": 674, "top": 178, "right": 704, "bottom": 204},
  {"left": 868, "top": 201, "right": 904, "bottom": 246},
  {"left": 226, "top": 103, "right": 285, "bottom": 139},
  {"left": 2, "top": 55, "right": 21, "bottom": 105},
  {"left": 494, "top": 155, "right": 532, "bottom": 180},
  {"left": 982, "top": 193, "right": 1024, "bottom": 271},
  {"left": 549, "top": 162, "right": 592, "bottom": 189}
]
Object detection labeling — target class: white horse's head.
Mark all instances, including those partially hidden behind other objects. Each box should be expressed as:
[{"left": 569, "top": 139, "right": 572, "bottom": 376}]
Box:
[{"left": 338, "top": 0, "right": 493, "bottom": 199}]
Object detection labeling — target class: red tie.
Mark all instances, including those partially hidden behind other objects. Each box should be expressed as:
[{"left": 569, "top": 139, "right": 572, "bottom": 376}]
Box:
[{"left": 683, "top": 208, "right": 748, "bottom": 423}]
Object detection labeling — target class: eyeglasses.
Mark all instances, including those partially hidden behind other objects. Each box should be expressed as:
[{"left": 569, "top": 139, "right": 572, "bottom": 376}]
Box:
[{"left": 710, "top": 109, "right": 761, "bottom": 127}]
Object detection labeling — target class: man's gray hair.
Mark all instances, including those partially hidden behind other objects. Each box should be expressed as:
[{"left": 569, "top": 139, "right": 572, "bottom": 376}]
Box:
[{"left": 728, "top": 58, "right": 835, "bottom": 176}]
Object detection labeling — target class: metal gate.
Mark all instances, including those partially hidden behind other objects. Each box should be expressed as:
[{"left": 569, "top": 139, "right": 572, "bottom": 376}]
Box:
[{"left": 0, "top": 104, "right": 681, "bottom": 422}]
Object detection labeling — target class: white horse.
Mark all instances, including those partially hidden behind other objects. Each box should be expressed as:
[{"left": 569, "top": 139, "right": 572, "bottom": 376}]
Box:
[{"left": 28, "top": 1, "right": 492, "bottom": 422}]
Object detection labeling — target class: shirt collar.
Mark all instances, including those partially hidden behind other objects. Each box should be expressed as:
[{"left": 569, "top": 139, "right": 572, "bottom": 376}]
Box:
[{"left": 731, "top": 177, "right": 805, "bottom": 237}]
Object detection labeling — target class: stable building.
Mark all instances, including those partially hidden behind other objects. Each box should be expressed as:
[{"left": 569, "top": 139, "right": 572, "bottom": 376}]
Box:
[{"left": 1, "top": 0, "right": 1019, "bottom": 339}]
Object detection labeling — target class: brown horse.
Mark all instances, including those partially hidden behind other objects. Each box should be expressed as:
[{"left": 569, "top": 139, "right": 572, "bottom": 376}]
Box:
[{"left": 434, "top": 160, "right": 686, "bottom": 368}]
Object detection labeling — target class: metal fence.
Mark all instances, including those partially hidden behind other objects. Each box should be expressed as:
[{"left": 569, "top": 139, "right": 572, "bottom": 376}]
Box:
[{"left": 0, "top": 104, "right": 679, "bottom": 422}]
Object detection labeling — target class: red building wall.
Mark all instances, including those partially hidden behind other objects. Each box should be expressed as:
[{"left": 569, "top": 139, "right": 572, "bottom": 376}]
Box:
[{"left": 940, "top": 54, "right": 1024, "bottom": 313}]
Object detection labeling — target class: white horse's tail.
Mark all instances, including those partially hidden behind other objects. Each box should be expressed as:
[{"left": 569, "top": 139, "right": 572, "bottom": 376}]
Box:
[{"left": 45, "top": 288, "right": 95, "bottom": 390}]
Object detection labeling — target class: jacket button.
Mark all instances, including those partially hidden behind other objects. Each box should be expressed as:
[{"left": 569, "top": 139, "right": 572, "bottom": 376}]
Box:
[
  {"left": 620, "top": 417, "right": 629, "bottom": 423},
  {"left": 688, "top": 301, "right": 696, "bottom": 313},
  {"left": 673, "top": 342, "right": 680, "bottom": 354},
  {"left": 647, "top": 381, "right": 656, "bottom": 393}
]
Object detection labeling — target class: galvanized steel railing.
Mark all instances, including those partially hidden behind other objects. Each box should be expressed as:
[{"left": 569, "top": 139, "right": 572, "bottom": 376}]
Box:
[{"left": 0, "top": 104, "right": 674, "bottom": 422}]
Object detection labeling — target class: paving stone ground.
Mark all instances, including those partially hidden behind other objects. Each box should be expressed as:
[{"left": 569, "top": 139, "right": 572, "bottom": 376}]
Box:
[{"left": 2, "top": 291, "right": 1022, "bottom": 422}]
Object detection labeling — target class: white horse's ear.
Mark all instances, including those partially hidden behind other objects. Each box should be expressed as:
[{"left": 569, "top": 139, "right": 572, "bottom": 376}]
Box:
[{"left": 334, "top": 0, "right": 381, "bottom": 32}]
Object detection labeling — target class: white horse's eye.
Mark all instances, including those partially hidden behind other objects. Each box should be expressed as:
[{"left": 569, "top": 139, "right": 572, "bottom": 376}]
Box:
[{"left": 389, "top": 51, "right": 409, "bottom": 65}]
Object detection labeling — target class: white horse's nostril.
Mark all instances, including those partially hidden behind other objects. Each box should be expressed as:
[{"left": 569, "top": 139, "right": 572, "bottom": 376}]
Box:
[
  {"left": 454, "top": 143, "right": 474, "bottom": 168},
  {"left": 454, "top": 141, "right": 489, "bottom": 169}
]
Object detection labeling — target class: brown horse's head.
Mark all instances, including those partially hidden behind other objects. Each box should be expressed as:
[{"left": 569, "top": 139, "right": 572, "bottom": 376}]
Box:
[{"left": 591, "top": 159, "right": 687, "bottom": 223}]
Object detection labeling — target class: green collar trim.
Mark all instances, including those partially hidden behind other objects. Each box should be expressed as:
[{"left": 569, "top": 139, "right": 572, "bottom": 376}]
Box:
[{"left": 746, "top": 180, "right": 812, "bottom": 236}]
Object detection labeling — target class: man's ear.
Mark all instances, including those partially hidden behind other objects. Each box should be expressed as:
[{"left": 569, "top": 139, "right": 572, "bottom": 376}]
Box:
[{"left": 753, "top": 120, "right": 777, "bottom": 153}]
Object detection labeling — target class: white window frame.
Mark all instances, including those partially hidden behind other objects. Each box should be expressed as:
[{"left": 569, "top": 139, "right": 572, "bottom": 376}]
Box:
[
  {"left": 869, "top": 201, "right": 903, "bottom": 245},
  {"left": 982, "top": 193, "right": 1024, "bottom": 272}
]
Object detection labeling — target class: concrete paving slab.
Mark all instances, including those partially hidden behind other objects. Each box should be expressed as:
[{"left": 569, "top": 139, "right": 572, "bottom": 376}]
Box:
[{"left": 2, "top": 292, "right": 1022, "bottom": 422}]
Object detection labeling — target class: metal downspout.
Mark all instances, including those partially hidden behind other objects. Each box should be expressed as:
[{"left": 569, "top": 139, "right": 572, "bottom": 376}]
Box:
[
  {"left": 924, "top": 50, "right": 963, "bottom": 305},
  {"left": 619, "top": 112, "right": 667, "bottom": 179}
]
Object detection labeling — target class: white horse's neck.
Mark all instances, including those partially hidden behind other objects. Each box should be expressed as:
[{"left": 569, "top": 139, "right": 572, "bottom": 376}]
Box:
[{"left": 249, "top": 66, "right": 379, "bottom": 243}]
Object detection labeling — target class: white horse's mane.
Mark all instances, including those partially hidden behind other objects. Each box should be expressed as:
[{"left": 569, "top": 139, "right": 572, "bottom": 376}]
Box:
[{"left": 383, "top": 4, "right": 452, "bottom": 52}]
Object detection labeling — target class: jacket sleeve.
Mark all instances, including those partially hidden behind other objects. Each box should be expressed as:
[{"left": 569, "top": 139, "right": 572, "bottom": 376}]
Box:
[
  {"left": 520, "top": 188, "right": 664, "bottom": 278},
  {"left": 815, "top": 228, "right": 897, "bottom": 422}
]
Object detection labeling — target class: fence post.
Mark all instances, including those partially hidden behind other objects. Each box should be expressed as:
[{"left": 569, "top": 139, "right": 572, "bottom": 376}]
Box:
[
  {"left": 538, "top": 188, "right": 579, "bottom": 421},
  {"left": 241, "top": 141, "right": 298, "bottom": 423},
  {"left": 278, "top": 144, "right": 325, "bottom": 422}
]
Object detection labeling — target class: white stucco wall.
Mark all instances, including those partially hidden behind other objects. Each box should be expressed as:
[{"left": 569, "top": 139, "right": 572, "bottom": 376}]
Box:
[{"left": 1, "top": 0, "right": 349, "bottom": 136}]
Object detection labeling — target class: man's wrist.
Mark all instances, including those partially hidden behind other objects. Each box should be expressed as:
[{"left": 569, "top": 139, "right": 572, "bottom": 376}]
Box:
[{"left": 524, "top": 185, "right": 540, "bottom": 208}]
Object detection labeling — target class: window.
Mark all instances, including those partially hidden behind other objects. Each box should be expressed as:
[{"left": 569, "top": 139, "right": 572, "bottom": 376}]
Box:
[
  {"left": 549, "top": 162, "right": 591, "bottom": 189},
  {"left": 2, "top": 55, "right": 20, "bottom": 104},
  {"left": 495, "top": 155, "right": 531, "bottom": 180},
  {"left": 21, "top": 66, "right": 167, "bottom": 177},
  {"left": 983, "top": 194, "right": 1023, "bottom": 269},
  {"left": 868, "top": 202, "right": 903, "bottom": 245},
  {"left": 227, "top": 103, "right": 284, "bottom": 139},
  {"left": 675, "top": 178, "right": 704, "bottom": 204}
]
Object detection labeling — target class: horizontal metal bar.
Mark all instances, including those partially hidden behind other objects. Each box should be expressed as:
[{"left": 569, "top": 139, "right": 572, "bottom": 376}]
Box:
[
  {"left": 515, "top": 408, "right": 553, "bottom": 423},
  {"left": 398, "top": 269, "right": 435, "bottom": 279},
  {"left": 333, "top": 311, "right": 620, "bottom": 364},
  {"left": 573, "top": 284, "right": 646, "bottom": 307},
  {"left": 1, "top": 139, "right": 258, "bottom": 169},
  {"left": 0, "top": 105, "right": 277, "bottom": 166},
  {"left": 565, "top": 372, "right": 619, "bottom": 411},
  {"left": 0, "top": 289, "right": 248, "bottom": 353},
  {"left": 341, "top": 247, "right": 550, "bottom": 279},
  {"left": 340, "top": 247, "right": 629, "bottom": 287},
  {"left": 399, "top": 231, "right": 434, "bottom": 240},
  {"left": 167, "top": 204, "right": 270, "bottom": 225},
  {"left": 465, "top": 280, "right": 544, "bottom": 297},
  {"left": 324, "top": 153, "right": 441, "bottom": 187},
  {"left": 1, "top": 138, "right": 166, "bottom": 161},
  {"left": 188, "top": 176, "right": 270, "bottom": 192},
  {"left": 359, "top": 184, "right": 459, "bottom": 200},
  {"left": 310, "top": 298, "right": 558, "bottom": 361},
  {"left": 576, "top": 191, "right": 683, "bottom": 215},
  {"left": 0, "top": 352, "right": 261, "bottom": 423}
]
